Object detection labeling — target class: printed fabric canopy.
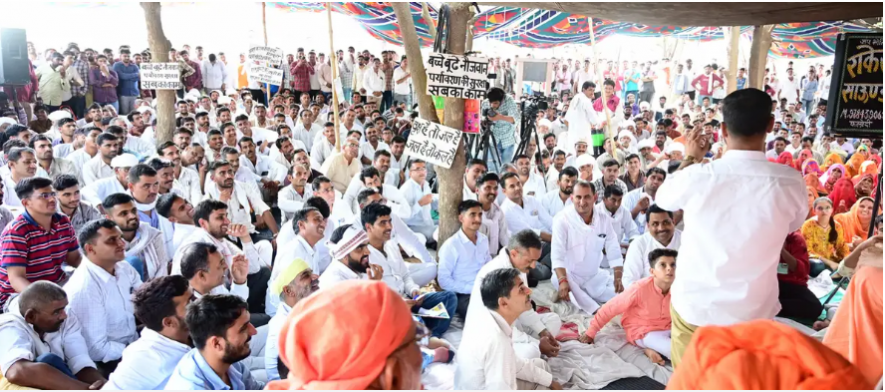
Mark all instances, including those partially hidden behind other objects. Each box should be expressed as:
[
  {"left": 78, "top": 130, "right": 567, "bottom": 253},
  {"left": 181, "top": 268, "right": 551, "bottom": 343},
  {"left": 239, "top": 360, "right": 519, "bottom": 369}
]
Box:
[{"left": 270, "top": 2, "right": 873, "bottom": 58}]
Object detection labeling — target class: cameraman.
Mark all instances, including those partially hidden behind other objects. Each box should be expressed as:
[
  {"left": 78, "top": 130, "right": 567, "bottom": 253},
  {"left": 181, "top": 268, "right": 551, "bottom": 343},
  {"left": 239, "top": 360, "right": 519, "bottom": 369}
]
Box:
[{"left": 480, "top": 87, "right": 519, "bottom": 173}]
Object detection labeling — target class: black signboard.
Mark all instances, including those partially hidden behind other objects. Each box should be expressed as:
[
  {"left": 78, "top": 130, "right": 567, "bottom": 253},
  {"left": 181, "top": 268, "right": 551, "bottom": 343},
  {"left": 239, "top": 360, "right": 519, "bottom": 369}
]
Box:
[{"left": 825, "top": 33, "right": 883, "bottom": 139}]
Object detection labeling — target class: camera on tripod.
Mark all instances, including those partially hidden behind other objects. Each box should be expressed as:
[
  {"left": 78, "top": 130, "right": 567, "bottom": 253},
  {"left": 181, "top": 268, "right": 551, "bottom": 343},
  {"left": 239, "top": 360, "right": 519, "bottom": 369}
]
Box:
[{"left": 519, "top": 93, "right": 551, "bottom": 121}]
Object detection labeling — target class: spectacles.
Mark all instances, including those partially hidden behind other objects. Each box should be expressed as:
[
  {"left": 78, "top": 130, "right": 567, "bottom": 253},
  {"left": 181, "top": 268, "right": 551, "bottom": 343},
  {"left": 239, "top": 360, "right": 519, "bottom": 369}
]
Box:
[{"left": 33, "top": 191, "right": 56, "bottom": 200}]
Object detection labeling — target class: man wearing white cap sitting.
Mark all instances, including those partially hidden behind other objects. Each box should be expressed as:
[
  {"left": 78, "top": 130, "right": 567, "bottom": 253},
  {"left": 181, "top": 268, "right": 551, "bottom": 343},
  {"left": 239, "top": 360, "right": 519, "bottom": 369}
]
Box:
[
  {"left": 636, "top": 138, "right": 658, "bottom": 172},
  {"left": 81, "top": 154, "right": 138, "bottom": 207},
  {"left": 318, "top": 224, "right": 384, "bottom": 289},
  {"left": 264, "top": 258, "right": 319, "bottom": 381},
  {"left": 650, "top": 142, "right": 685, "bottom": 172},
  {"left": 571, "top": 154, "right": 599, "bottom": 183}
]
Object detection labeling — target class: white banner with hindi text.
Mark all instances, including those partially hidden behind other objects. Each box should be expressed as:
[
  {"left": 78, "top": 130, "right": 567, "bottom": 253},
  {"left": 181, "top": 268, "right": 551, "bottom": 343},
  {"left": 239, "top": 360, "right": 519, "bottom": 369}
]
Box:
[
  {"left": 140, "top": 62, "right": 181, "bottom": 90},
  {"left": 424, "top": 53, "right": 490, "bottom": 99},
  {"left": 248, "top": 65, "right": 284, "bottom": 85},
  {"left": 248, "top": 46, "right": 284, "bottom": 66},
  {"left": 405, "top": 118, "right": 463, "bottom": 169}
]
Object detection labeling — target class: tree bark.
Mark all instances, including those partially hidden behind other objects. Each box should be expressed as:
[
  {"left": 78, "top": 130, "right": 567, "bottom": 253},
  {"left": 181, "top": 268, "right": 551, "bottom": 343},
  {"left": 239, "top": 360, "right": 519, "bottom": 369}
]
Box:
[
  {"left": 141, "top": 2, "right": 175, "bottom": 144},
  {"left": 391, "top": 2, "right": 440, "bottom": 124},
  {"left": 726, "top": 26, "right": 741, "bottom": 94},
  {"left": 748, "top": 25, "right": 775, "bottom": 89},
  {"left": 435, "top": 3, "right": 473, "bottom": 245}
]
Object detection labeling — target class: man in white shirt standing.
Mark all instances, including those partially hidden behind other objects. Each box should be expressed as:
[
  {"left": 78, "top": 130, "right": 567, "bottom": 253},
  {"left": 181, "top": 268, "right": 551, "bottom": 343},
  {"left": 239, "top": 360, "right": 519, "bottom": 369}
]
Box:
[
  {"left": 621, "top": 205, "right": 681, "bottom": 289},
  {"left": 363, "top": 58, "right": 386, "bottom": 106},
  {"left": 64, "top": 219, "right": 142, "bottom": 373},
  {"left": 438, "top": 200, "right": 492, "bottom": 320},
  {"left": 551, "top": 181, "right": 623, "bottom": 314},
  {"left": 777, "top": 68, "right": 800, "bottom": 105},
  {"left": 455, "top": 268, "right": 562, "bottom": 390},
  {"left": 392, "top": 55, "right": 412, "bottom": 108},
  {"left": 104, "top": 276, "right": 192, "bottom": 390},
  {"left": 201, "top": 54, "right": 227, "bottom": 92},
  {"left": 655, "top": 88, "right": 808, "bottom": 367},
  {"left": 573, "top": 59, "right": 594, "bottom": 95},
  {"left": 565, "top": 81, "right": 601, "bottom": 149},
  {"left": 499, "top": 172, "right": 553, "bottom": 286}
]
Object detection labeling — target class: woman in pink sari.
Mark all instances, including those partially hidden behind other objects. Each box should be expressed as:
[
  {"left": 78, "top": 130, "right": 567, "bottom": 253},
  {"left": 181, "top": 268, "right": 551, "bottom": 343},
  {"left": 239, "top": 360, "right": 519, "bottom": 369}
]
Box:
[{"left": 820, "top": 164, "right": 847, "bottom": 194}]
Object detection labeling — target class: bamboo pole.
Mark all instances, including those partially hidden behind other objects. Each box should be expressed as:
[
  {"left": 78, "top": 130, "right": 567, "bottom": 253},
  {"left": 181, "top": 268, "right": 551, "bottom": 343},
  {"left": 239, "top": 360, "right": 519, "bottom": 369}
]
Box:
[
  {"left": 262, "top": 3, "right": 270, "bottom": 106},
  {"left": 726, "top": 26, "right": 740, "bottom": 94},
  {"left": 327, "top": 2, "right": 342, "bottom": 152}
]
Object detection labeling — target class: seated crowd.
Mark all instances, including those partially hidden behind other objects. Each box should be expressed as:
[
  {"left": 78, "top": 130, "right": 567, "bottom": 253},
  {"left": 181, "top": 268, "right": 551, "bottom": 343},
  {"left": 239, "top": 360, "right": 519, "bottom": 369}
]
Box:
[{"left": 0, "top": 42, "right": 880, "bottom": 391}]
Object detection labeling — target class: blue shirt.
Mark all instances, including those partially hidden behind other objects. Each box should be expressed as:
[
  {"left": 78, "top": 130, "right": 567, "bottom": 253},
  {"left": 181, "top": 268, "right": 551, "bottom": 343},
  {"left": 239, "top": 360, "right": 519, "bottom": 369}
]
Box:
[
  {"left": 437, "top": 229, "right": 492, "bottom": 294},
  {"left": 112, "top": 61, "right": 140, "bottom": 97},
  {"left": 164, "top": 348, "right": 264, "bottom": 390},
  {"left": 625, "top": 69, "right": 641, "bottom": 91},
  {"left": 138, "top": 209, "right": 160, "bottom": 229},
  {"left": 736, "top": 77, "right": 747, "bottom": 90}
]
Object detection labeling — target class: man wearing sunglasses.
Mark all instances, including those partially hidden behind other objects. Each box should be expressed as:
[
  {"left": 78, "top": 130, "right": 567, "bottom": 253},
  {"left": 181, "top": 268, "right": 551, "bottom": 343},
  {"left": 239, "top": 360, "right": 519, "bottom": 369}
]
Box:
[{"left": 0, "top": 177, "right": 82, "bottom": 312}]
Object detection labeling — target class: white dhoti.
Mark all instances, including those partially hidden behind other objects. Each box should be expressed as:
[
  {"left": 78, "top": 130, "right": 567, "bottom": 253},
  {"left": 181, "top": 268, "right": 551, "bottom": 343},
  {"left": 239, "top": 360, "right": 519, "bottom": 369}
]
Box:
[
  {"left": 513, "top": 313, "right": 563, "bottom": 361},
  {"left": 516, "top": 358, "right": 552, "bottom": 390},
  {"left": 567, "top": 269, "right": 616, "bottom": 314},
  {"left": 635, "top": 330, "right": 672, "bottom": 359}
]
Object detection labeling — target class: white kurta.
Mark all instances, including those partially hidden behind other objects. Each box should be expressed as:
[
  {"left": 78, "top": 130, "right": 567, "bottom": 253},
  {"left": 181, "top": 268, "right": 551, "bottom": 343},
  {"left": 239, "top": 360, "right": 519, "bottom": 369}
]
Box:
[
  {"left": 622, "top": 230, "right": 682, "bottom": 289},
  {"left": 564, "top": 93, "right": 600, "bottom": 147},
  {"left": 103, "top": 329, "right": 190, "bottom": 390}
]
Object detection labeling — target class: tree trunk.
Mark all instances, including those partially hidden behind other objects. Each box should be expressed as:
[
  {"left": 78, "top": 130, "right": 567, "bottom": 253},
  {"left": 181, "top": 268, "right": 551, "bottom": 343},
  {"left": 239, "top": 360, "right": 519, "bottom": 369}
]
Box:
[
  {"left": 141, "top": 2, "right": 175, "bottom": 144},
  {"left": 391, "top": 2, "right": 440, "bottom": 124},
  {"left": 748, "top": 25, "right": 775, "bottom": 89},
  {"left": 725, "top": 26, "right": 740, "bottom": 94},
  {"left": 435, "top": 3, "right": 474, "bottom": 245}
]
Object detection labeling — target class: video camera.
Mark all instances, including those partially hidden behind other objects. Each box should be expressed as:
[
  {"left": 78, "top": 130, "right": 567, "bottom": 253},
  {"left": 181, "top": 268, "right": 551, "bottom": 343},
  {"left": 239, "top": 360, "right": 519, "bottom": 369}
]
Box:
[{"left": 519, "top": 92, "right": 551, "bottom": 120}]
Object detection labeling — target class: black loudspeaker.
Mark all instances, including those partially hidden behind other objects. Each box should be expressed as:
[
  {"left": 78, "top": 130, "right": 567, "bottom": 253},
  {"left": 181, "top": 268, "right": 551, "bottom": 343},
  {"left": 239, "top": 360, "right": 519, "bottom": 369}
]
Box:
[{"left": 0, "top": 28, "right": 30, "bottom": 86}]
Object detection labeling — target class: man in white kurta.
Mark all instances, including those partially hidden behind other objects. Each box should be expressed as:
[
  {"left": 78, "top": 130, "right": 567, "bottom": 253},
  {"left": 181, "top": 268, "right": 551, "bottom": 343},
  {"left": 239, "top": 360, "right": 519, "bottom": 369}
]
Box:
[
  {"left": 622, "top": 209, "right": 682, "bottom": 289},
  {"left": 564, "top": 82, "right": 601, "bottom": 149},
  {"left": 551, "top": 182, "right": 623, "bottom": 314},
  {"left": 399, "top": 160, "right": 438, "bottom": 240}
]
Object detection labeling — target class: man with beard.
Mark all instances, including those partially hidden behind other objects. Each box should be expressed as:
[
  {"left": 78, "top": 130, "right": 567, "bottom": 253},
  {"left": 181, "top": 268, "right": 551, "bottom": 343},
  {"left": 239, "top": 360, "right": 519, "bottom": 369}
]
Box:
[
  {"left": 104, "top": 276, "right": 192, "bottom": 390},
  {"left": 64, "top": 219, "right": 142, "bottom": 373},
  {"left": 239, "top": 137, "right": 284, "bottom": 191},
  {"left": 551, "top": 181, "right": 623, "bottom": 315},
  {"left": 102, "top": 193, "right": 169, "bottom": 282},
  {"left": 126, "top": 111, "right": 147, "bottom": 137},
  {"left": 318, "top": 224, "right": 384, "bottom": 288},
  {"left": 545, "top": 150, "right": 567, "bottom": 191},
  {"left": 265, "top": 258, "right": 320, "bottom": 381},
  {"left": 514, "top": 154, "right": 546, "bottom": 197},
  {"left": 158, "top": 142, "right": 203, "bottom": 207},
  {"left": 622, "top": 167, "right": 667, "bottom": 234},
  {"left": 53, "top": 174, "right": 102, "bottom": 233},
  {"left": 2, "top": 147, "right": 38, "bottom": 207},
  {"left": 82, "top": 133, "right": 118, "bottom": 186},
  {"left": 476, "top": 173, "right": 507, "bottom": 258},
  {"left": 205, "top": 129, "right": 224, "bottom": 164},
  {"left": 359, "top": 125, "right": 389, "bottom": 167},
  {"left": 147, "top": 158, "right": 176, "bottom": 197},
  {"left": 540, "top": 166, "right": 577, "bottom": 217},
  {"left": 465, "top": 230, "right": 563, "bottom": 364},
  {"left": 165, "top": 294, "right": 264, "bottom": 390},
  {"left": 30, "top": 135, "right": 77, "bottom": 180},
  {"left": 0, "top": 281, "right": 106, "bottom": 390},
  {"left": 279, "top": 163, "right": 313, "bottom": 224},
  {"left": 271, "top": 136, "right": 298, "bottom": 176},
  {"left": 622, "top": 205, "right": 681, "bottom": 289}
]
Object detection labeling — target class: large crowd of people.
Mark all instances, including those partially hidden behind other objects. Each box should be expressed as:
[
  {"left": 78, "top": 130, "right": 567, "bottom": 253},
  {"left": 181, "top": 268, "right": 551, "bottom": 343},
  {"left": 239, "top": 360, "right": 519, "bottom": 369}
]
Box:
[{"left": 0, "top": 39, "right": 879, "bottom": 391}]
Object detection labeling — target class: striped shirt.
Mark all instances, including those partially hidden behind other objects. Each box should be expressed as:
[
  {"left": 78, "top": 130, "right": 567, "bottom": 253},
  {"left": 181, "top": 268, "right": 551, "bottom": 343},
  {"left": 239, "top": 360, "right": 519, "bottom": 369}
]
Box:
[{"left": 0, "top": 212, "right": 79, "bottom": 309}]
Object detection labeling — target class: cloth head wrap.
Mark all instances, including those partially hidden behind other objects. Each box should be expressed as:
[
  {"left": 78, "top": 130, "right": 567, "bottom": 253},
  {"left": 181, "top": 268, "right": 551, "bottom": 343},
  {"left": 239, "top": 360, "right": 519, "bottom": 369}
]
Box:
[
  {"left": 266, "top": 280, "right": 413, "bottom": 390},
  {"left": 271, "top": 258, "right": 310, "bottom": 296},
  {"left": 329, "top": 226, "right": 368, "bottom": 261},
  {"left": 667, "top": 320, "right": 871, "bottom": 390}
]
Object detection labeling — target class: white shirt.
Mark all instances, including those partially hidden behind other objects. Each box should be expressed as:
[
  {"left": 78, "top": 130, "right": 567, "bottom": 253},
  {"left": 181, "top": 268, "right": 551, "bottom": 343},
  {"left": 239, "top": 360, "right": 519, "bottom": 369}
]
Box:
[
  {"left": 63, "top": 258, "right": 142, "bottom": 363},
  {"left": 778, "top": 77, "right": 800, "bottom": 103},
  {"left": 551, "top": 206, "right": 624, "bottom": 278},
  {"left": 480, "top": 203, "right": 508, "bottom": 258},
  {"left": 82, "top": 155, "right": 115, "bottom": 186},
  {"left": 201, "top": 61, "right": 228, "bottom": 89},
  {"left": 266, "top": 235, "right": 318, "bottom": 315},
  {"left": 392, "top": 66, "right": 412, "bottom": 95},
  {"left": 171, "top": 223, "right": 197, "bottom": 252},
  {"left": 656, "top": 150, "right": 808, "bottom": 326},
  {"left": 123, "top": 136, "right": 156, "bottom": 157},
  {"left": 192, "top": 280, "right": 249, "bottom": 302},
  {"left": 203, "top": 181, "right": 270, "bottom": 235},
  {"left": 359, "top": 141, "right": 390, "bottom": 165},
  {"left": 539, "top": 189, "right": 573, "bottom": 218},
  {"left": 521, "top": 171, "right": 547, "bottom": 198},
  {"left": 621, "top": 187, "right": 655, "bottom": 235},
  {"left": 455, "top": 308, "right": 553, "bottom": 390},
  {"left": 363, "top": 68, "right": 386, "bottom": 98},
  {"left": 0, "top": 311, "right": 95, "bottom": 379},
  {"left": 500, "top": 196, "right": 553, "bottom": 237},
  {"left": 103, "top": 329, "right": 190, "bottom": 390},
  {"left": 564, "top": 93, "right": 600, "bottom": 146},
  {"left": 594, "top": 203, "right": 639, "bottom": 244},
  {"left": 66, "top": 149, "right": 94, "bottom": 183},
  {"left": 574, "top": 68, "right": 594, "bottom": 90},
  {"left": 400, "top": 179, "right": 437, "bottom": 229},
  {"left": 318, "top": 259, "right": 363, "bottom": 290},
  {"left": 173, "top": 167, "right": 203, "bottom": 208},
  {"left": 438, "top": 229, "right": 491, "bottom": 294},
  {"left": 294, "top": 122, "right": 322, "bottom": 154},
  {"left": 309, "top": 138, "right": 335, "bottom": 171},
  {"left": 81, "top": 176, "right": 126, "bottom": 207},
  {"left": 265, "top": 303, "right": 291, "bottom": 382},
  {"left": 368, "top": 240, "right": 420, "bottom": 296},
  {"left": 239, "top": 154, "right": 284, "bottom": 183},
  {"left": 622, "top": 230, "right": 682, "bottom": 289},
  {"left": 1, "top": 174, "right": 23, "bottom": 207},
  {"left": 278, "top": 185, "right": 313, "bottom": 224},
  {"left": 172, "top": 228, "right": 270, "bottom": 276},
  {"left": 53, "top": 143, "right": 75, "bottom": 160}
]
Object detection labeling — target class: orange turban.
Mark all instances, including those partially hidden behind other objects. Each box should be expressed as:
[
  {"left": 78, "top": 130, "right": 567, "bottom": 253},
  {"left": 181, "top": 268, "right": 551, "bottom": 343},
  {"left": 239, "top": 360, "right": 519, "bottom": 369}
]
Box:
[
  {"left": 667, "top": 320, "right": 871, "bottom": 390},
  {"left": 267, "top": 280, "right": 414, "bottom": 390}
]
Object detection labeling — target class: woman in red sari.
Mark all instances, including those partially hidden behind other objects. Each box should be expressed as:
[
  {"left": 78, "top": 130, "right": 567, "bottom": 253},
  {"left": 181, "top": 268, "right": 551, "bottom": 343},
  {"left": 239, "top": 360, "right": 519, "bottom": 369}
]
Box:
[
  {"left": 777, "top": 151, "right": 796, "bottom": 169},
  {"left": 820, "top": 164, "right": 847, "bottom": 194},
  {"left": 829, "top": 178, "right": 858, "bottom": 215}
]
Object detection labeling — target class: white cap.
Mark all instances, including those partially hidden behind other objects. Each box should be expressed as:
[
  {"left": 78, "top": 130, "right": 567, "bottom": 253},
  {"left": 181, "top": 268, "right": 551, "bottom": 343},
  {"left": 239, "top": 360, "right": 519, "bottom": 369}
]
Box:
[
  {"left": 637, "top": 138, "right": 655, "bottom": 150},
  {"left": 111, "top": 154, "right": 139, "bottom": 168},
  {"left": 47, "top": 110, "right": 72, "bottom": 122},
  {"left": 666, "top": 142, "right": 685, "bottom": 154},
  {"left": 217, "top": 96, "right": 232, "bottom": 105}
]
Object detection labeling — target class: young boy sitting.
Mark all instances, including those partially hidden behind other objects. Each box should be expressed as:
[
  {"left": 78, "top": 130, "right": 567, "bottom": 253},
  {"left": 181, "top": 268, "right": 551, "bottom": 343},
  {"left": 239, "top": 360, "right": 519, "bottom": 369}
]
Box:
[{"left": 579, "top": 248, "right": 677, "bottom": 365}]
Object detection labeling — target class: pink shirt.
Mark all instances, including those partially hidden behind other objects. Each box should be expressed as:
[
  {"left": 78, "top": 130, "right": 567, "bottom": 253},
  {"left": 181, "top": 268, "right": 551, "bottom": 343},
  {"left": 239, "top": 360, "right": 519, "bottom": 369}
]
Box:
[{"left": 585, "top": 276, "right": 671, "bottom": 343}]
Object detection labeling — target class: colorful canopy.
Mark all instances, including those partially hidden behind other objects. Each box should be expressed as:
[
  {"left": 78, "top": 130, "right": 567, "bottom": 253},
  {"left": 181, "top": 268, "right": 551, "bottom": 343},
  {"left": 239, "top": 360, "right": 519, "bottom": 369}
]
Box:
[{"left": 270, "top": 2, "right": 871, "bottom": 58}]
